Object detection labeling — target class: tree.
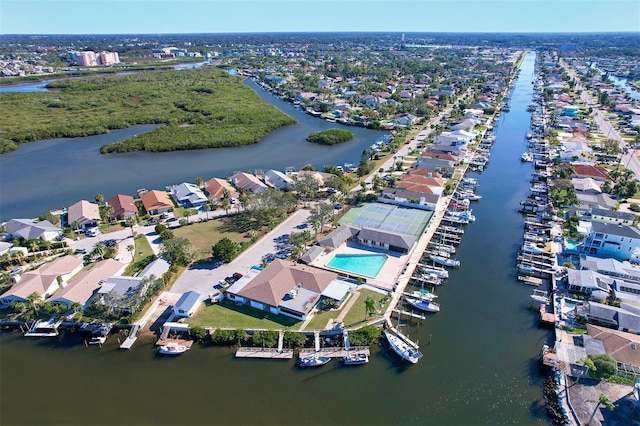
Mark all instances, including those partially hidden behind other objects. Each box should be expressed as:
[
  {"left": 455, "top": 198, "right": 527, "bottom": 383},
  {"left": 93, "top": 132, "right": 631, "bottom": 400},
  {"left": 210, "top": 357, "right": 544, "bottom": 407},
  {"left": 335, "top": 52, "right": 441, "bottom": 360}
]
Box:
[
  {"left": 202, "top": 203, "right": 211, "bottom": 220},
  {"left": 586, "top": 394, "right": 614, "bottom": 425},
  {"left": 364, "top": 295, "right": 377, "bottom": 319},
  {"left": 160, "top": 236, "right": 194, "bottom": 266},
  {"left": 252, "top": 330, "right": 278, "bottom": 348},
  {"left": 94, "top": 193, "right": 104, "bottom": 206},
  {"left": 212, "top": 237, "right": 240, "bottom": 263},
  {"left": 195, "top": 177, "right": 204, "bottom": 187},
  {"left": 91, "top": 242, "right": 107, "bottom": 261},
  {"left": 124, "top": 216, "right": 137, "bottom": 237},
  {"left": 221, "top": 190, "right": 232, "bottom": 216},
  {"left": 190, "top": 325, "right": 207, "bottom": 342},
  {"left": 283, "top": 331, "right": 307, "bottom": 348}
]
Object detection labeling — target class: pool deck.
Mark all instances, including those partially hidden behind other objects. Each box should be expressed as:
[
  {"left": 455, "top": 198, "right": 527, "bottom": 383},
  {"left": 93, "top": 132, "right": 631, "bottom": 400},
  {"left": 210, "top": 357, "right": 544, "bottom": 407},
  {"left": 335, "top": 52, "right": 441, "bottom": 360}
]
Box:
[{"left": 310, "top": 242, "right": 409, "bottom": 292}]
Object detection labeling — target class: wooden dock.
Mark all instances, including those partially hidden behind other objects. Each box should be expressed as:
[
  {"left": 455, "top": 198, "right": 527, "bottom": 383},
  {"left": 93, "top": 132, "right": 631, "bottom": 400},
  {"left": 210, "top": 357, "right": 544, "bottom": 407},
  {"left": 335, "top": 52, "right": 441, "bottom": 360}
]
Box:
[
  {"left": 299, "top": 346, "right": 370, "bottom": 359},
  {"left": 517, "top": 275, "right": 546, "bottom": 287},
  {"left": 119, "top": 324, "right": 140, "bottom": 350},
  {"left": 391, "top": 309, "right": 426, "bottom": 321},
  {"left": 235, "top": 346, "right": 294, "bottom": 359},
  {"left": 155, "top": 338, "right": 194, "bottom": 348}
]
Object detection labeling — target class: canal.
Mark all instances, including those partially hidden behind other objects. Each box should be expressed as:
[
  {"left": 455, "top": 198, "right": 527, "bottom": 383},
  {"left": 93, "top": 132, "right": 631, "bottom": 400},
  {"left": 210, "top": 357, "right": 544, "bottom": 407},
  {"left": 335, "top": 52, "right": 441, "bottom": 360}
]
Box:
[{"left": 0, "top": 52, "right": 552, "bottom": 425}]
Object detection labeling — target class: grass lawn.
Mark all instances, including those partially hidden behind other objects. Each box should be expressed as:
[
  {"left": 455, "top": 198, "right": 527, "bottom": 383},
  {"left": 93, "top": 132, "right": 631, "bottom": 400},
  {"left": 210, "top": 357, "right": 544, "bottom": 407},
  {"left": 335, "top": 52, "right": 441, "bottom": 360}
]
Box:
[
  {"left": 304, "top": 300, "right": 348, "bottom": 331},
  {"left": 123, "top": 233, "right": 154, "bottom": 276},
  {"left": 99, "top": 222, "right": 125, "bottom": 234},
  {"left": 186, "top": 299, "right": 300, "bottom": 329},
  {"left": 342, "top": 288, "right": 391, "bottom": 327},
  {"left": 173, "top": 218, "right": 248, "bottom": 261}
]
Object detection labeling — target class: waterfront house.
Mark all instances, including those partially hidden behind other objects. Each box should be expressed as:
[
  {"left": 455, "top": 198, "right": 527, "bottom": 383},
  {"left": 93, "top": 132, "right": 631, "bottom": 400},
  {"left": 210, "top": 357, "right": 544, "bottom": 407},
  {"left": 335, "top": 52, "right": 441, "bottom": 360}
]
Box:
[
  {"left": 67, "top": 200, "right": 100, "bottom": 230},
  {"left": 413, "top": 157, "right": 455, "bottom": 176},
  {"left": 565, "top": 268, "right": 611, "bottom": 302},
  {"left": 106, "top": 194, "right": 137, "bottom": 221},
  {"left": 580, "top": 254, "right": 640, "bottom": 283},
  {"left": 581, "top": 221, "right": 640, "bottom": 261},
  {"left": 170, "top": 182, "right": 208, "bottom": 208},
  {"left": 575, "top": 192, "right": 617, "bottom": 211},
  {"left": 585, "top": 324, "right": 640, "bottom": 372},
  {"left": 380, "top": 188, "right": 440, "bottom": 210},
  {"left": 578, "top": 302, "right": 640, "bottom": 334},
  {"left": 0, "top": 255, "right": 83, "bottom": 307},
  {"left": 204, "top": 177, "right": 238, "bottom": 201},
  {"left": 264, "top": 169, "right": 293, "bottom": 190},
  {"left": 96, "top": 275, "right": 152, "bottom": 314},
  {"left": 295, "top": 170, "right": 335, "bottom": 186},
  {"left": 5, "top": 218, "right": 62, "bottom": 241},
  {"left": 51, "top": 258, "right": 124, "bottom": 308},
  {"left": 226, "top": 260, "right": 347, "bottom": 321},
  {"left": 173, "top": 290, "right": 202, "bottom": 318},
  {"left": 140, "top": 190, "right": 174, "bottom": 215},
  {"left": 570, "top": 177, "right": 602, "bottom": 194},
  {"left": 229, "top": 172, "right": 268, "bottom": 193}
]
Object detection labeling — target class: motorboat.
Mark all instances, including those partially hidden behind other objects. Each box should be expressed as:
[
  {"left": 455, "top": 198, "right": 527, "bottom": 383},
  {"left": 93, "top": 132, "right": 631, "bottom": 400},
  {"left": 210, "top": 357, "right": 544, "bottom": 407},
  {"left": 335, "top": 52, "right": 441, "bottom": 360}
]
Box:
[
  {"left": 298, "top": 354, "right": 331, "bottom": 367},
  {"left": 410, "top": 289, "right": 438, "bottom": 301},
  {"left": 405, "top": 297, "right": 440, "bottom": 313},
  {"left": 428, "top": 254, "right": 460, "bottom": 268},
  {"left": 521, "top": 152, "right": 534, "bottom": 162},
  {"left": 383, "top": 329, "right": 423, "bottom": 364},
  {"left": 89, "top": 336, "right": 107, "bottom": 345},
  {"left": 420, "top": 265, "right": 449, "bottom": 279},
  {"left": 158, "top": 343, "right": 190, "bottom": 355},
  {"left": 342, "top": 351, "right": 369, "bottom": 365},
  {"left": 522, "top": 243, "right": 544, "bottom": 254}
]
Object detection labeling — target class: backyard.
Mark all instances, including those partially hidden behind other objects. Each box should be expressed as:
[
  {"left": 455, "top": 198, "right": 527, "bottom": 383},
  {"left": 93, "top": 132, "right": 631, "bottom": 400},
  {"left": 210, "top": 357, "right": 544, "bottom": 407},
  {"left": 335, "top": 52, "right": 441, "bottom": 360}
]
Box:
[
  {"left": 185, "top": 299, "right": 300, "bottom": 329},
  {"left": 173, "top": 218, "right": 248, "bottom": 261}
]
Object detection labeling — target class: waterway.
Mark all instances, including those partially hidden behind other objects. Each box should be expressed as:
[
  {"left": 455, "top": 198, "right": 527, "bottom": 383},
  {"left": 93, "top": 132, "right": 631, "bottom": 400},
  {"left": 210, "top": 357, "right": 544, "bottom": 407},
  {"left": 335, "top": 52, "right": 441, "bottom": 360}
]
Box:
[
  {"left": 0, "top": 52, "right": 552, "bottom": 425},
  {"left": 0, "top": 79, "right": 384, "bottom": 221}
]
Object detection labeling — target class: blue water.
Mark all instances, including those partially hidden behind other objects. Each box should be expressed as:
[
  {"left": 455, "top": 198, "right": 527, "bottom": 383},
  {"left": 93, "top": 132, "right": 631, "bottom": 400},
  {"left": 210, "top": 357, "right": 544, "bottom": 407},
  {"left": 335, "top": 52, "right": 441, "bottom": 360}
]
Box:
[{"left": 327, "top": 254, "right": 387, "bottom": 277}]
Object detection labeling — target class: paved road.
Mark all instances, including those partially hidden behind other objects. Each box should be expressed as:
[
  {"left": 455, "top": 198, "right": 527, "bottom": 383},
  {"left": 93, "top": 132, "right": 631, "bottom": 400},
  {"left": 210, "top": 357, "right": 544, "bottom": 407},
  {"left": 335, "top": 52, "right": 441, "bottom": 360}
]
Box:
[{"left": 169, "top": 208, "right": 311, "bottom": 295}]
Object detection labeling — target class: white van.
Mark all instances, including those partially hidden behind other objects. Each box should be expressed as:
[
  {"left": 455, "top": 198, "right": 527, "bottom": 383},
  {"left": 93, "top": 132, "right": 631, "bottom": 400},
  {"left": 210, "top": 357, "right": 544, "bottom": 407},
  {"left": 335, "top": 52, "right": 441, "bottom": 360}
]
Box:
[{"left": 85, "top": 227, "right": 100, "bottom": 237}]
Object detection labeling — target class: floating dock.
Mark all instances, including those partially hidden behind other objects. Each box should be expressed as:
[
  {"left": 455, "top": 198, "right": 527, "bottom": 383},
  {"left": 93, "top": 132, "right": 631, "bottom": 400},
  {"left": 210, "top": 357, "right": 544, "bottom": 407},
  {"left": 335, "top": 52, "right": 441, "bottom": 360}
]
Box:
[
  {"left": 235, "top": 347, "right": 294, "bottom": 359},
  {"left": 299, "top": 346, "right": 370, "bottom": 359},
  {"left": 119, "top": 324, "right": 140, "bottom": 350}
]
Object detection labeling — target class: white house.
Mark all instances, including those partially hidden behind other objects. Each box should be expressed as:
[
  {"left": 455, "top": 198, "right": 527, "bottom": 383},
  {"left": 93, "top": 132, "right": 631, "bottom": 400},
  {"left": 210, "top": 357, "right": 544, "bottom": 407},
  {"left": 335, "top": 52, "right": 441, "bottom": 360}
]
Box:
[
  {"left": 67, "top": 200, "right": 100, "bottom": 229},
  {"left": 173, "top": 291, "right": 202, "bottom": 318},
  {"left": 581, "top": 221, "right": 640, "bottom": 261},
  {"left": 170, "top": 182, "right": 208, "bottom": 208},
  {"left": 51, "top": 258, "right": 124, "bottom": 308},
  {"left": 264, "top": 169, "right": 293, "bottom": 190},
  {"left": 6, "top": 219, "right": 62, "bottom": 241}
]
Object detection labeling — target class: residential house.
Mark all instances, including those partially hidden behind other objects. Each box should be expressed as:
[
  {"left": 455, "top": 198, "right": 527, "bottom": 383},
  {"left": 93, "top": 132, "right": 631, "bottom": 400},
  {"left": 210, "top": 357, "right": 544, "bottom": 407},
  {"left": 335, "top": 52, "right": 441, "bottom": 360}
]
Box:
[
  {"left": 380, "top": 188, "right": 440, "bottom": 210},
  {"left": 571, "top": 177, "right": 602, "bottom": 194},
  {"left": 576, "top": 191, "right": 616, "bottom": 211},
  {"left": 106, "top": 194, "right": 137, "bottom": 220},
  {"left": 264, "top": 169, "right": 293, "bottom": 190},
  {"left": 590, "top": 208, "right": 636, "bottom": 227},
  {"left": 581, "top": 221, "right": 640, "bottom": 261},
  {"left": 580, "top": 254, "right": 640, "bottom": 283},
  {"left": 226, "top": 260, "right": 342, "bottom": 321},
  {"left": 451, "top": 118, "right": 478, "bottom": 131},
  {"left": 565, "top": 268, "right": 611, "bottom": 302},
  {"left": 229, "top": 172, "right": 268, "bottom": 193},
  {"left": 173, "top": 290, "right": 202, "bottom": 318},
  {"left": 392, "top": 113, "right": 419, "bottom": 127},
  {"left": 204, "top": 177, "right": 238, "bottom": 201},
  {"left": 0, "top": 255, "right": 83, "bottom": 307},
  {"left": 578, "top": 302, "right": 640, "bottom": 334},
  {"left": 67, "top": 200, "right": 100, "bottom": 229},
  {"left": 170, "top": 182, "right": 208, "bottom": 208},
  {"left": 584, "top": 324, "right": 640, "bottom": 371},
  {"left": 140, "top": 190, "right": 174, "bottom": 215},
  {"left": 5, "top": 218, "right": 62, "bottom": 241},
  {"left": 295, "top": 170, "right": 334, "bottom": 186},
  {"left": 318, "top": 225, "right": 359, "bottom": 248},
  {"left": 51, "top": 258, "right": 124, "bottom": 308},
  {"left": 413, "top": 157, "right": 455, "bottom": 176}
]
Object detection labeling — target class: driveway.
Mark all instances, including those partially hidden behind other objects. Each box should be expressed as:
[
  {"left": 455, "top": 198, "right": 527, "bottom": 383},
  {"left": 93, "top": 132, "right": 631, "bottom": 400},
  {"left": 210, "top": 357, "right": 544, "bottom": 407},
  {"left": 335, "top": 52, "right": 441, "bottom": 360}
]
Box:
[{"left": 169, "top": 208, "right": 311, "bottom": 295}]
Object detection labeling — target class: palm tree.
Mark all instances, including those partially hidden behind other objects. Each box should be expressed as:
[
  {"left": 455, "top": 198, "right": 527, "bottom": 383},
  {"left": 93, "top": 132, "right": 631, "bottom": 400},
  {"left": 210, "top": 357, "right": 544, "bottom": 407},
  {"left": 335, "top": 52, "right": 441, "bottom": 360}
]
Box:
[
  {"left": 310, "top": 219, "right": 321, "bottom": 240},
  {"left": 94, "top": 193, "right": 104, "bottom": 206},
  {"left": 586, "top": 394, "right": 614, "bottom": 425},
  {"left": 202, "top": 203, "right": 211, "bottom": 220},
  {"left": 124, "top": 216, "right": 137, "bottom": 237},
  {"left": 12, "top": 250, "right": 24, "bottom": 266},
  {"left": 183, "top": 209, "right": 193, "bottom": 224},
  {"left": 92, "top": 242, "right": 107, "bottom": 261},
  {"left": 364, "top": 295, "right": 377, "bottom": 320},
  {"left": 221, "top": 190, "right": 232, "bottom": 216},
  {"left": 126, "top": 244, "right": 134, "bottom": 261},
  {"left": 28, "top": 240, "right": 39, "bottom": 259},
  {"left": 195, "top": 177, "right": 204, "bottom": 187},
  {"left": 71, "top": 220, "right": 81, "bottom": 234}
]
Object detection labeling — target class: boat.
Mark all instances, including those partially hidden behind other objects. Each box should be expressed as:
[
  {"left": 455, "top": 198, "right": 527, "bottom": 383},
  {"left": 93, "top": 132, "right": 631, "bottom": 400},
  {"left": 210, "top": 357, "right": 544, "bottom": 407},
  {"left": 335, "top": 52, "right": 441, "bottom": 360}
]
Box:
[
  {"left": 89, "top": 336, "right": 107, "bottom": 345},
  {"left": 429, "top": 254, "right": 460, "bottom": 267},
  {"left": 158, "top": 343, "right": 190, "bottom": 355},
  {"left": 405, "top": 296, "right": 441, "bottom": 313},
  {"left": 521, "top": 152, "right": 534, "bottom": 162},
  {"left": 521, "top": 243, "right": 544, "bottom": 254},
  {"left": 24, "top": 317, "right": 63, "bottom": 337},
  {"left": 343, "top": 351, "right": 369, "bottom": 365},
  {"left": 530, "top": 289, "right": 550, "bottom": 304},
  {"left": 383, "top": 329, "right": 423, "bottom": 364},
  {"left": 409, "top": 289, "right": 438, "bottom": 301},
  {"left": 420, "top": 265, "right": 449, "bottom": 279},
  {"left": 298, "top": 354, "right": 331, "bottom": 367}
]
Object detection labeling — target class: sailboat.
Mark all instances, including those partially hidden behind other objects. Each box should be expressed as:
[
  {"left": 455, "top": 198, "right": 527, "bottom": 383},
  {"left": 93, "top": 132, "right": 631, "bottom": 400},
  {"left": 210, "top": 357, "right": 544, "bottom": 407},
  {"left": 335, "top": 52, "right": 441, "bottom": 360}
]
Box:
[{"left": 383, "top": 329, "right": 423, "bottom": 364}]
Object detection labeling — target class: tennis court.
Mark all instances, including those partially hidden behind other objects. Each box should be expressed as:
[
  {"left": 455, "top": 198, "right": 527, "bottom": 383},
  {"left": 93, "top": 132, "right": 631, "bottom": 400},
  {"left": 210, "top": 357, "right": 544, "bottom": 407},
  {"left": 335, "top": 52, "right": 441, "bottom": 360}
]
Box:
[{"left": 339, "top": 202, "right": 432, "bottom": 238}]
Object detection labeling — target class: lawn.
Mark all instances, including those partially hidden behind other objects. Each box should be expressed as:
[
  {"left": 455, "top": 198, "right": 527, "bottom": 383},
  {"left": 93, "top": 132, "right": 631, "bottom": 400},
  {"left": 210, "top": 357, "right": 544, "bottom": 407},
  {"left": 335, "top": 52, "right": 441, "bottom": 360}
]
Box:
[
  {"left": 304, "top": 301, "right": 348, "bottom": 331},
  {"left": 342, "top": 288, "right": 391, "bottom": 327},
  {"left": 186, "top": 299, "right": 300, "bottom": 329},
  {"left": 123, "top": 233, "right": 154, "bottom": 276},
  {"left": 173, "top": 218, "right": 248, "bottom": 261}
]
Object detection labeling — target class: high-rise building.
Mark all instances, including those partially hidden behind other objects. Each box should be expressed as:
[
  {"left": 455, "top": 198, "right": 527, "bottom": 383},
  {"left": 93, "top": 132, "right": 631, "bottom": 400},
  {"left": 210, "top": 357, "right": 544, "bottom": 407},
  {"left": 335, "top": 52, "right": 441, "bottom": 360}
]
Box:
[
  {"left": 76, "top": 51, "right": 98, "bottom": 66},
  {"left": 98, "top": 51, "right": 120, "bottom": 65}
]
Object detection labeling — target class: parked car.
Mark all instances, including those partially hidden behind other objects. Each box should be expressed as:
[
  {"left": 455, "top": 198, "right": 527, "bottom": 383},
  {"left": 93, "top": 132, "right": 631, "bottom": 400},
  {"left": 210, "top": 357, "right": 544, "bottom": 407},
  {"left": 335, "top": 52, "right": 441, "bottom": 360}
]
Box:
[
  {"left": 74, "top": 248, "right": 87, "bottom": 255},
  {"left": 233, "top": 272, "right": 243, "bottom": 280}
]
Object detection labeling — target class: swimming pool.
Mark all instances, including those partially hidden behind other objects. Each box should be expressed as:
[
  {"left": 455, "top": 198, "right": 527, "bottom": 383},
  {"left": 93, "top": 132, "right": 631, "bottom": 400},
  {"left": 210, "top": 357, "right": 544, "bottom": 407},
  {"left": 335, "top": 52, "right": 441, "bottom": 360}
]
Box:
[{"left": 326, "top": 254, "right": 388, "bottom": 278}]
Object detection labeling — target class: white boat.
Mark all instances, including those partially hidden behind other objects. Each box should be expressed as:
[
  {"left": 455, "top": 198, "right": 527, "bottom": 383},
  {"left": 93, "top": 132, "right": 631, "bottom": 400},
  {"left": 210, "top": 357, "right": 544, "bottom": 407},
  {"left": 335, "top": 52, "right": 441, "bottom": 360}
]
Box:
[
  {"left": 298, "top": 354, "right": 331, "bottom": 367},
  {"left": 405, "top": 297, "right": 441, "bottom": 313},
  {"left": 158, "top": 343, "right": 190, "bottom": 355},
  {"left": 410, "top": 289, "right": 438, "bottom": 301},
  {"left": 517, "top": 263, "right": 535, "bottom": 273},
  {"left": 458, "top": 191, "right": 482, "bottom": 201},
  {"left": 89, "top": 336, "right": 107, "bottom": 345},
  {"left": 24, "top": 318, "right": 63, "bottom": 337},
  {"left": 530, "top": 289, "right": 550, "bottom": 304},
  {"left": 431, "top": 244, "right": 456, "bottom": 254},
  {"left": 343, "top": 351, "right": 369, "bottom": 365},
  {"left": 420, "top": 266, "right": 449, "bottom": 279},
  {"left": 522, "top": 243, "right": 544, "bottom": 254},
  {"left": 521, "top": 152, "right": 534, "bottom": 162},
  {"left": 383, "top": 329, "right": 423, "bottom": 364},
  {"left": 429, "top": 254, "right": 460, "bottom": 268}
]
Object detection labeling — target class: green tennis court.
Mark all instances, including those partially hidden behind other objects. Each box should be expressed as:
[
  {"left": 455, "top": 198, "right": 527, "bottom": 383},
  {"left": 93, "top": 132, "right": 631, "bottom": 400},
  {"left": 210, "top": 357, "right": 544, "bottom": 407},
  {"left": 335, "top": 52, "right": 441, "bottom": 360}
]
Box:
[{"left": 339, "top": 202, "right": 432, "bottom": 238}]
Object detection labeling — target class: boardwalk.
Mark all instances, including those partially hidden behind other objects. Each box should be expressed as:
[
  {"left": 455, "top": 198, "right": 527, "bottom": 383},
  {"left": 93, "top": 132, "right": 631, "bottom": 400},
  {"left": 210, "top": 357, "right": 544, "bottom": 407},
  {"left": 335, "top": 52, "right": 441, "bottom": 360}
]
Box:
[
  {"left": 299, "top": 346, "right": 370, "bottom": 359},
  {"left": 235, "top": 347, "right": 294, "bottom": 359}
]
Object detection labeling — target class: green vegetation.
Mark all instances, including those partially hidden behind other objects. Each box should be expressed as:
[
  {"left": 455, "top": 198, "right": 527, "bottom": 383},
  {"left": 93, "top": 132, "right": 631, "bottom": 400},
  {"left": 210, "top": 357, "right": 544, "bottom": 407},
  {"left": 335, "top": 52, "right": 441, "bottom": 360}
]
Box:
[
  {"left": 212, "top": 237, "right": 241, "bottom": 263},
  {"left": 348, "top": 325, "right": 382, "bottom": 346},
  {"left": 587, "top": 354, "right": 617, "bottom": 379},
  {"left": 306, "top": 128, "right": 354, "bottom": 145},
  {"left": 186, "top": 299, "right": 300, "bottom": 329},
  {"left": 123, "top": 234, "right": 155, "bottom": 276},
  {"left": 0, "top": 68, "right": 296, "bottom": 154},
  {"left": 173, "top": 218, "right": 248, "bottom": 261},
  {"left": 342, "top": 289, "right": 390, "bottom": 327}
]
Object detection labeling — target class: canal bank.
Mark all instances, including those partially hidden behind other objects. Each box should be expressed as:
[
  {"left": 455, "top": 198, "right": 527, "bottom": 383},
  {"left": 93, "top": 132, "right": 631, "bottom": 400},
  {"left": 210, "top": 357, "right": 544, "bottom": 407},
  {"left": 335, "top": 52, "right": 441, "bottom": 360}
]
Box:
[{"left": 0, "top": 52, "right": 552, "bottom": 425}]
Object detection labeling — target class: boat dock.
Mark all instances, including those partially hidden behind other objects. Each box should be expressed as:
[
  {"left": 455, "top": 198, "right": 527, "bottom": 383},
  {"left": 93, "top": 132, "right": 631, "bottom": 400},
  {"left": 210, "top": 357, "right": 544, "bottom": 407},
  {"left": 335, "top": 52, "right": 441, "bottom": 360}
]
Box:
[
  {"left": 391, "top": 308, "right": 426, "bottom": 321},
  {"left": 155, "top": 338, "right": 194, "bottom": 348},
  {"left": 517, "top": 275, "right": 546, "bottom": 286},
  {"left": 119, "top": 324, "right": 140, "bottom": 350},
  {"left": 235, "top": 346, "right": 294, "bottom": 359},
  {"left": 299, "top": 346, "right": 370, "bottom": 359}
]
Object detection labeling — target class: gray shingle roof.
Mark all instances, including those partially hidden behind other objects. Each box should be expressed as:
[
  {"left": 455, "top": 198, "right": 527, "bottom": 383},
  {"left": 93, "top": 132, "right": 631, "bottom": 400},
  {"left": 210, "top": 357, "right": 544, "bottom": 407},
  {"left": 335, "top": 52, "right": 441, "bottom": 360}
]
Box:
[
  {"left": 318, "top": 225, "right": 359, "bottom": 248},
  {"left": 357, "top": 227, "right": 416, "bottom": 250},
  {"left": 590, "top": 221, "right": 640, "bottom": 239}
]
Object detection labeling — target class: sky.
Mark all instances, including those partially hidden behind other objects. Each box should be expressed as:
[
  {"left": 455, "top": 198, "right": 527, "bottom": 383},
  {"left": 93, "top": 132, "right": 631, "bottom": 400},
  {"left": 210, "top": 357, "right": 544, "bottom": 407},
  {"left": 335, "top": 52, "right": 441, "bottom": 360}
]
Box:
[{"left": 1, "top": 0, "right": 639, "bottom": 35}]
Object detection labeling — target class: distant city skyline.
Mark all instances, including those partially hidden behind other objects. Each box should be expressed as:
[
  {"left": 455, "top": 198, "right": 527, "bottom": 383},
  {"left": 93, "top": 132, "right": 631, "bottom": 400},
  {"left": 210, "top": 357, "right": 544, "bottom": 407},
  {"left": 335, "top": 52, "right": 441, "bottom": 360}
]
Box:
[{"left": 1, "top": 0, "right": 639, "bottom": 35}]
